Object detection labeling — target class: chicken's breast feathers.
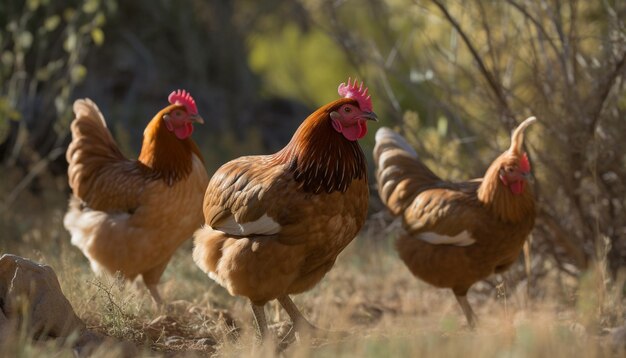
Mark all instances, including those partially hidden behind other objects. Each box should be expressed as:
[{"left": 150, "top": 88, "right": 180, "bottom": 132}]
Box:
[{"left": 194, "top": 153, "right": 368, "bottom": 303}]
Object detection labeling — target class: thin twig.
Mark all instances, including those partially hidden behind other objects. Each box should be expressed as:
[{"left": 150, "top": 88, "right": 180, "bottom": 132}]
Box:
[
  {"left": 0, "top": 147, "right": 65, "bottom": 212},
  {"left": 429, "top": 0, "right": 514, "bottom": 122},
  {"left": 505, "top": 0, "right": 562, "bottom": 59},
  {"left": 587, "top": 51, "right": 626, "bottom": 132}
]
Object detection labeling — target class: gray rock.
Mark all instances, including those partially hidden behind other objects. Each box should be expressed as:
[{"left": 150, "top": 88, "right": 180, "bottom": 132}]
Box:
[
  {"left": 0, "top": 254, "right": 84, "bottom": 339},
  {"left": 0, "top": 254, "right": 138, "bottom": 357}
]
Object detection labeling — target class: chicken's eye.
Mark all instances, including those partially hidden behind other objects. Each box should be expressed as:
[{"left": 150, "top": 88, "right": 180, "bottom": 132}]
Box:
[
  {"left": 344, "top": 106, "right": 352, "bottom": 113},
  {"left": 173, "top": 110, "right": 184, "bottom": 117},
  {"left": 506, "top": 167, "right": 515, "bottom": 173}
]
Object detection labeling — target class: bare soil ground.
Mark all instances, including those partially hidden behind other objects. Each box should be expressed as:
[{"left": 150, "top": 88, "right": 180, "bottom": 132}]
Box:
[{"left": 0, "top": 190, "right": 624, "bottom": 357}]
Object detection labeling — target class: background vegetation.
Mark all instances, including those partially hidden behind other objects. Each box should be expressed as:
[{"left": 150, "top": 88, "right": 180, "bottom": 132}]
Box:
[{"left": 0, "top": 0, "right": 624, "bottom": 356}]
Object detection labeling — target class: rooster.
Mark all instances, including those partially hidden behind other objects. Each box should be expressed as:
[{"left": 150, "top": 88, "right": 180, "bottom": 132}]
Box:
[
  {"left": 374, "top": 117, "right": 537, "bottom": 327},
  {"left": 193, "top": 79, "right": 377, "bottom": 339},
  {"left": 64, "top": 90, "right": 209, "bottom": 304}
]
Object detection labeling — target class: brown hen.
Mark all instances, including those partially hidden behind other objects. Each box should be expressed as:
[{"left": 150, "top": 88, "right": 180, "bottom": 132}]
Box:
[
  {"left": 374, "top": 117, "right": 537, "bottom": 327},
  {"left": 193, "top": 79, "right": 377, "bottom": 339},
  {"left": 64, "top": 90, "right": 209, "bottom": 303}
]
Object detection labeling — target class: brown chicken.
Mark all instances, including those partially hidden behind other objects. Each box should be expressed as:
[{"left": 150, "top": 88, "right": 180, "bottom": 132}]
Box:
[
  {"left": 193, "top": 79, "right": 377, "bottom": 339},
  {"left": 374, "top": 117, "right": 537, "bottom": 327},
  {"left": 64, "top": 90, "right": 209, "bottom": 303}
]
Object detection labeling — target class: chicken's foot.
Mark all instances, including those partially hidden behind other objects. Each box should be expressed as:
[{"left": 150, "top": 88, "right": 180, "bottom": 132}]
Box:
[
  {"left": 277, "top": 296, "right": 317, "bottom": 335},
  {"left": 278, "top": 294, "right": 349, "bottom": 346}
]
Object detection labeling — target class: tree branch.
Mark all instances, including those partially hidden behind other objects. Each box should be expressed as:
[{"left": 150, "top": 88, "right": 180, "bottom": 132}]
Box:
[
  {"left": 429, "top": 0, "right": 514, "bottom": 122},
  {"left": 588, "top": 50, "right": 626, "bottom": 132},
  {"left": 505, "top": 0, "right": 562, "bottom": 65},
  {"left": 0, "top": 147, "right": 65, "bottom": 213}
]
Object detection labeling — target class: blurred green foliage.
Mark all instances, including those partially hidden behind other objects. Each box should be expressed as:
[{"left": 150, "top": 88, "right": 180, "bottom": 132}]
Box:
[
  {"left": 0, "top": 0, "right": 114, "bottom": 214},
  {"left": 0, "top": 0, "right": 624, "bottom": 276},
  {"left": 302, "top": 0, "right": 625, "bottom": 274},
  {"left": 249, "top": 23, "right": 353, "bottom": 106},
  {"left": 0, "top": 4, "right": 624, "bottom": 355},
  {"left": 0, "top": 0, "right": 113, "bottom": 153}
]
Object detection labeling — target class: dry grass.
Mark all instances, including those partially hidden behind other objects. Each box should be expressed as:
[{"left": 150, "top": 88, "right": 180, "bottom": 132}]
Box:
[{"left": 0, "top": 189, "right": 624, "bottom": 357}]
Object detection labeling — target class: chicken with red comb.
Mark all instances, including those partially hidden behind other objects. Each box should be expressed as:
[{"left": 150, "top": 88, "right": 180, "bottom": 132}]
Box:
[
  {"left": 374, "top": 116, "right": 537, "bottom": 328},
  {"left": 64, "top": 89, "right": 209, "bottom": 304},
  {"left": 193, "top": 79, "right": 377, "bottom": 340}
]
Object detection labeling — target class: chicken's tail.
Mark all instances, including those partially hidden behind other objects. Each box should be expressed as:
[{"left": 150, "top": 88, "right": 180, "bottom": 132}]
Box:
[
  {"left": 373, "top": 127, "right": 441, "bottom": 216},
  {"left": 67, "top": 99, "right": 125, "bottom": 198},
  {"left": 192, "top": 226, "right": 228, "bottom": 286}
]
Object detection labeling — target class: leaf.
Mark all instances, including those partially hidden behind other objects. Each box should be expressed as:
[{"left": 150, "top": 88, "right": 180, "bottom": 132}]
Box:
[
  {"left": 437, "top": 116, "right": 448, "bottom": 136},
  {"left": 8, "top": 108, "right": 21, "bottom": 121},
  {"left": 7, "top": 21, "right": 17, "bottom": 32},
  {"left": 90, "top": 28, "right": 105, "bottom": 46},
  {"left": 44, "top": 15, "right": 61, "bottom": 32},
  {"left": 0, "top": 97, "right": 22, "bottom": 124},
  {"left": 35, "top": 67, "right": 50, "bottom": 81},
  {"left": 35, "top": 59, "right": 65, "bottom": 81},
  {"left": 18, "top": 32, "right": 33, "bottom": 50},
  {"left": 79, "top": 23, "right": 91, "bottom": 35},
  {"left": 70, "top": 64, "right": 87, "bottom": 83},
  {"left": 47, "top": 59, "right": 64, "bottom": 73},
  {"left": 1, "top": 51, "right": 14, "bottom": 67},
  {"left": 94, "top": 12, "right": 106, "bottom": 27},
  {"left": 83, "top": 0, "right": 100, "bottom": 14},
  {"left": 63, "top": 8, "right": 76, "bottom": 22},
  {"left": 27, "top": 0, "right": 40, "bottom": 11},
  {"left": 63, "top": 33, "right": 77, "bottom": 52},
  {"left": 105, "top": 0, "right": 117, "bottom": 13}
]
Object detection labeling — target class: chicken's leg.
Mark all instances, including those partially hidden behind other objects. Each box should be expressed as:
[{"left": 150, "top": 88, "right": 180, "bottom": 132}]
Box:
[
  {"left": 146, "top": 284, "right": 163, "bottom": 306},
  {"left": 251, "top": 302, "right": 268, "bottom": 340},
  {"left": 454, "top": 294, "right": 478, "bottom": 328},
  {"left": 142, "top": 259, "right": 170, "bottom": 305},
  {"left": 277, "top": 295, "right": 319, "bottom": 342}
]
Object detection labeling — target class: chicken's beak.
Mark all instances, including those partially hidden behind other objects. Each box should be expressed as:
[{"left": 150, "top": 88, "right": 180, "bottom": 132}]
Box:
[
  {"left": 189, "top": 114, "right": 204, "bottom": 124},
  {"left": 362, "top": 111, "right": 378, "bottom": 121}
]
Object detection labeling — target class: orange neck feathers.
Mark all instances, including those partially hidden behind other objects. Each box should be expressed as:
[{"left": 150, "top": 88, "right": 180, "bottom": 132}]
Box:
[
  {"left": 138, "top": 104, "right": 203, "bottom": 185},
  {"left": 272, "top": 98, "right": 367, "bottom": 194},
  {"left": 477, "top": 156, "right": 535, "bottom": 223}
]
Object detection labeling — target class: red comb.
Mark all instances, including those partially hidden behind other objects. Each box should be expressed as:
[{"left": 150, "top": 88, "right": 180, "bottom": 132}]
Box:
[
  {"left": 338, "top": 78, "right": 373, "bottom": 112},
  {"left": 519, "top": 153, "right": 531, "bottom": 172},
  {"left": 168, "top": 89, "right": 198, "bottom": 115}
]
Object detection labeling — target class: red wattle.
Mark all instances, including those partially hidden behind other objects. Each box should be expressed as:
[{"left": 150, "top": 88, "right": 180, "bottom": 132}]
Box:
[
  {"left": 359, "top": 120, "right": 367, "bottom": 138},
  {"left": 173, "top": 122, "right": 194, "bottom": 139},
  {"left": 509, "top": 181, "right": 525, "bottom": 195},
  {"left": 340, "top": 120, "right": 367, "bottom": 141}
]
